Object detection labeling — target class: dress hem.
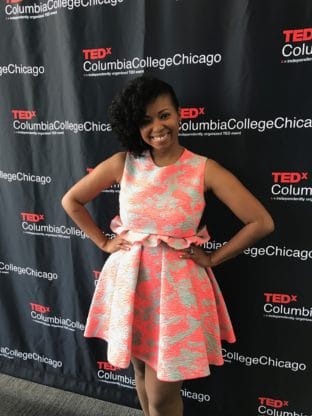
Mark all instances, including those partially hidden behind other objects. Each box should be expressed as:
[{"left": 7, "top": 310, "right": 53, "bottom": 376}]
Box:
[{"left": 84, "top": 333, "right": 236, "bottom": 382}]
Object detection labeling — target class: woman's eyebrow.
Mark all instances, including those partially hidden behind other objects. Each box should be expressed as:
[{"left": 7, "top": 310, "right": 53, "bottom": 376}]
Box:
[{"left": 158, "top": 107, "right": 170, "bottom": 113}]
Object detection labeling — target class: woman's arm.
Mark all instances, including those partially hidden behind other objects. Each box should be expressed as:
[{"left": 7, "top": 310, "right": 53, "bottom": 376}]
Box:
[
  {"left": 61, "top": 152, "right": 131, "bottom": 253},
  {"left": 181, "top": 159, "right": 275, "bottom": 267}
]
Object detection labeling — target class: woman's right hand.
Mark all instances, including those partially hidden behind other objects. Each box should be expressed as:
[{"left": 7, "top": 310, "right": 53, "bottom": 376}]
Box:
[{"left": 100, "top": 236, "right": 132, "bottom": 254}]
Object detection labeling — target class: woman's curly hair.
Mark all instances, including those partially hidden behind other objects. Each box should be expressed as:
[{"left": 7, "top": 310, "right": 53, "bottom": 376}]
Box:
[{"left": 108, "top": 76, "right": 179, "bottom": 157}]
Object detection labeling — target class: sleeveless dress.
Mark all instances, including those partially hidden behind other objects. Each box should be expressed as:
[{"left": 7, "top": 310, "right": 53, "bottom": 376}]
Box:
[{"left": 84, "top": 148, "right": 236, "bottom": 382}]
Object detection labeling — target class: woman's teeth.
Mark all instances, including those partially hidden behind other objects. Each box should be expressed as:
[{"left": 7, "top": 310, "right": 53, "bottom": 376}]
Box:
[{"left": 151, "top": 132, "right": 168, "bottom": 142}]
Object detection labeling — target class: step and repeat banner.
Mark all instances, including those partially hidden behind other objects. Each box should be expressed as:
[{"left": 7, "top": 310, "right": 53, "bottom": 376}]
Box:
[{"left": 0, "top": 1, "right": 311, "bottom": 415}]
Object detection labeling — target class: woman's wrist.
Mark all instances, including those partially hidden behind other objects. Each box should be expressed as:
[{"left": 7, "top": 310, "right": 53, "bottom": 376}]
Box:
[
  {"left": 205, "top": 252, "right": 216, "bottom": 267},
  {"left": 97, "top": 237, "right": 109, "bottom": 252}
]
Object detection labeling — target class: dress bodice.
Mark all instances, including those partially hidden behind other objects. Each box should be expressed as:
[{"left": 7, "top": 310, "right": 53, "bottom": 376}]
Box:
[{"left": 119, "top": 148, "right": 207, "bottom": 238}]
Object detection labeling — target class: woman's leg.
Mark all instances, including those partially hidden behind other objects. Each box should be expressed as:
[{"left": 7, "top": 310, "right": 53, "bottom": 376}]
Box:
[
  {"left": 145, "top": 364, "right": 183, "bottom": 416},
  {"left": 131, "top": 357, "right": 150, "bottom": 416}
]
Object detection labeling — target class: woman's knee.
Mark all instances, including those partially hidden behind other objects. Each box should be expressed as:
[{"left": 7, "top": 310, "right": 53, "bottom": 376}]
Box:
[
  {"left": 145, "top": 366, "right": 183, "bottom": 413},
  {"left": 149, "top": 392, "right": 183, "bottom": 415}
]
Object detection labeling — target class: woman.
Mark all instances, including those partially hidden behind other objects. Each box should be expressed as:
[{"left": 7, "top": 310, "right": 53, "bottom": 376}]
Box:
[{"left": 62, "top": 76, "right": 274, "bottom": 416}]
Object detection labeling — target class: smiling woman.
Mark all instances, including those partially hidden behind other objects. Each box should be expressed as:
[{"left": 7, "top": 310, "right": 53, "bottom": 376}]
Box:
[
  {"left": 61, "top": 76, "right": 274, "bottom": 416},
  {"left": 108, "top": 76, "right": 181, "bottom": 158}
]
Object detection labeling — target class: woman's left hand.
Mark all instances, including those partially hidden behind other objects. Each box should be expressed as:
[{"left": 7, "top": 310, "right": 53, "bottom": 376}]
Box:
[{"left": 178, "top": 245, "right": 213, "bottom": 268}]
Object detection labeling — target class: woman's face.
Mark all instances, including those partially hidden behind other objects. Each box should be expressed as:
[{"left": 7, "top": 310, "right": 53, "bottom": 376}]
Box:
[{"left": 139, "top": 94, "right": 181, "bottom": 152}]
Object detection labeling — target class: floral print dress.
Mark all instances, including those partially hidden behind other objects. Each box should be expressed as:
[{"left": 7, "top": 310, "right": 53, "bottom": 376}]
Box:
[{"left": 84, "top": 148, "right": 236, "bottom": 381}]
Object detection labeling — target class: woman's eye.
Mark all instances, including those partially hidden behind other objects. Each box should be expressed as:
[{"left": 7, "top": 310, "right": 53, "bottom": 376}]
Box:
[{"left": 160, "top": 113, "right": 170, "bottom": 119}]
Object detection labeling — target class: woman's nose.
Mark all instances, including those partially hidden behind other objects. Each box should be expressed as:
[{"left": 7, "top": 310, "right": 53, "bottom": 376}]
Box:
[{"left": 150, "top": 118, "right": 164, "bottom": 132}]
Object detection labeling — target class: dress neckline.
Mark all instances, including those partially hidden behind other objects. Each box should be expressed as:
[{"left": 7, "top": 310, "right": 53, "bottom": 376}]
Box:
[{"left": 148, "top": 147, "right": 187, "bottom": 168}]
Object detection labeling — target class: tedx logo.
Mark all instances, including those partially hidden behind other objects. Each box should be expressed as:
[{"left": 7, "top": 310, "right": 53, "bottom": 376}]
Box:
[
  {"left": 264, "top": 293, "right": 297, "bottom": 304},
  {"left": 30, "top": 303, "right": 51, "bottom": 313},
  {"left": 12, "top": 110, "right": 36, "bottom": 120},
  {"left": 82, "top": 48, "right": 112, "bottom": 60},
  {"left": 180, "top": 107, "right": 205, "bottom": 119},
  {"left": 259, "top": 397, "right": 288, "bottom": 408},
  {"left": 283, "top": 28, "right": 312, "bottom": 43},
  {"left": 21, "top": 213, "right": 45, "bottom": 222},
  {"left": 272, "top": 172, "right": 308, "bottom": 183}
]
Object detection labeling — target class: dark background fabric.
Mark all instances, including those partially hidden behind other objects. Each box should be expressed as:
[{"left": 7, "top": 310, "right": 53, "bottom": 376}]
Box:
[{"left": 0, "top": 1, "right": 311, "bottom": 414}]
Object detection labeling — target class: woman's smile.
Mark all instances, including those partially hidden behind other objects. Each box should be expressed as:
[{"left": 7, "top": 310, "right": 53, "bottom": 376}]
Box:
[{"left": 150, "top": 131, "right": 170, "bottom": 144}]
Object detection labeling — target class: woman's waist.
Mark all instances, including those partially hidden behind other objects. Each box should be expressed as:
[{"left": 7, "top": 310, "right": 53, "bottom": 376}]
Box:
[{"left": 110, "top": 215, "right": 210, "bottom": 249}]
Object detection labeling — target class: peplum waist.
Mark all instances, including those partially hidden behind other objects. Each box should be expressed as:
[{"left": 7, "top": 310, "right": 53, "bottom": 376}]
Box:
[{"left": 110, "top": 215, "right": 210, "bottom": 250}]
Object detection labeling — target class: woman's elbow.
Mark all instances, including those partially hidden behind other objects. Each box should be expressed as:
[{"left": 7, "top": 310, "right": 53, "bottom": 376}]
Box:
[
  {"left": 61, "top": 192, "right": 74, "bottom": 213},
  {"left": 61, "top": 192, "right": 85, "bottom": 215},
  {"left": 261, "top": 214, "right": 275, "bottom": 236}
]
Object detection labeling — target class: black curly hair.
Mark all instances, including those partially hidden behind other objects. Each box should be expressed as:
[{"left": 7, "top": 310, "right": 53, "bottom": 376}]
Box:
[{"left": 108, "top": 76, "right": 179, "bottom": 157}]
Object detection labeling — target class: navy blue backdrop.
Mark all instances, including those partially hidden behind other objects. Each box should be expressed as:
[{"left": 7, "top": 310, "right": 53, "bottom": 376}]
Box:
[{"left": 1, "top": 1, "right": 312, "bottom": 415}]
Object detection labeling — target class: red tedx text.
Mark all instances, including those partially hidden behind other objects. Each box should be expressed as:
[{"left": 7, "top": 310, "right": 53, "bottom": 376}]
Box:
[
  {"left": 180, "top": 107, "right": 205, "bottom": 119},
  {"left": 30, "top": 303, "right": 51, "bottom": 313},
  {"left": 264, "top": 293, "right": 297, "bottom": 303},
  {"left": 272, "top": 172, "right": 308, "bottom": 183},
  {"left": 82, "top": 48, "right": 112, "bottom": 60},
  {"left": 283, "top": 28, "right": 312, "bottom": 43},
  {"left": 97, "top": 361, "right": 120, "bottom": 371},
  {"left": 21, "top": 213, "right": 45, "bottom": 222},
  {"left": 258, "top": 397, "right": 288, "bottom": 408},
  {"left": 12, "top": 110, "right": 36, "bottom": 120}
]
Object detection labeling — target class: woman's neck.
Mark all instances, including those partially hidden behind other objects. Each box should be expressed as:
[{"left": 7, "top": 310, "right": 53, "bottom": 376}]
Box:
[{"left": 150, "top": 145, "right": 184, "bottom": 167}]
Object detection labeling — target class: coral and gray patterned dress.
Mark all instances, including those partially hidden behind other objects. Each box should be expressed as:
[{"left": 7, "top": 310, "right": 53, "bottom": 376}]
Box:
[{"left": 84, "top": 148, "right": 236, "bottom": 381}]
